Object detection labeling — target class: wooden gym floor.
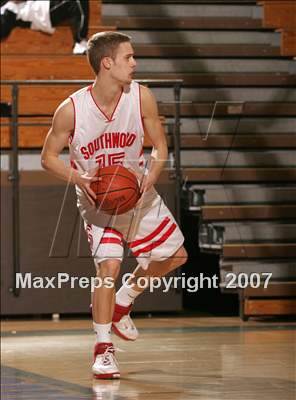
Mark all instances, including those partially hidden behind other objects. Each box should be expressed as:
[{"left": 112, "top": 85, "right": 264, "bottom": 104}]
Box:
[{"left": 1, "top": 316, "right": 295, "bottom": 400}]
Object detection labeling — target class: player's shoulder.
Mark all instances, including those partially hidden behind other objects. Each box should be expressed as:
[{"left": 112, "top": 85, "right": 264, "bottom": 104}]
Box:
[
  {"left": 139, "top": 84, "right": 155, "bottom": 104},
  {"left": 139, "top": 83, "right": 151, "bottom": 95},
  {"left": 55, "top": 98, "right": 74, "bottom": 118},
  {"left": 138, "top": 84, "right": 158, "bottom": 116},
  {"left": 52, "top": 98, "right": 75, "bottom": 132},
  {"left": 70, "top": 85, "right": 91, "bottom": 99}
]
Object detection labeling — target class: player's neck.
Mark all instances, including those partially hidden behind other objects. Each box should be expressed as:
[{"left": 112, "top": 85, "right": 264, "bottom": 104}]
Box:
[{"left": 92, "top": 77, "right": 123, "bottom": 106}]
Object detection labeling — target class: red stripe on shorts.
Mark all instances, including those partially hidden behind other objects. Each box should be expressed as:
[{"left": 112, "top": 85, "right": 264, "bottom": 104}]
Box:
[
  {"left": 132, "top": 223, "right": 177, "bottom": 257},
  {"left": 104, "top": 227, "right": 123, "bottom": 239},
  {"left": 100, "top": 238, "right": 123, "bottom": 246},
  {"left": 128, "top": 217, "right": 170, "bottom": 248}
]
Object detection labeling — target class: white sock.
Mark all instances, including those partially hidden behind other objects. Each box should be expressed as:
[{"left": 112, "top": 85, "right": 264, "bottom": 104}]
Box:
[
  {"left": 93, "top": 322, "right": 112, "bottom": 343},
  {"left": 116, "top": 284, "right": 141, "bottom": 307}
]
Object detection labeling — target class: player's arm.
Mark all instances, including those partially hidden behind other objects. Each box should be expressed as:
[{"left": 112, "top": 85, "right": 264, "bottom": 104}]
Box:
[
  {"left": 41, "top": 99, "right": 98, "bottom": 205},
  {"left": 140, "top": 85, "right": 168, "bottom": 192}
]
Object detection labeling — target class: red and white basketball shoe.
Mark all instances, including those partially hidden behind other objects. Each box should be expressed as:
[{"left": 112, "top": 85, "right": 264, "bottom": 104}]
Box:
[
  {"left": 92, "top": 342, "right": 120, "bottom": 379},
  {"left": 112, "top": 304, "right": 139, "bottom": 341}
]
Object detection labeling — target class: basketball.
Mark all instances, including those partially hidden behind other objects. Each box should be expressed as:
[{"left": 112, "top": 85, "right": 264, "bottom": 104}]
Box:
[{"left": 90, "top": 165, "right": 141, "bottom": 215}]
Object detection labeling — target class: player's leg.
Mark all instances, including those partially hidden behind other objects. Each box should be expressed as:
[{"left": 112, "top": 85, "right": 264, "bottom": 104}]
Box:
[
  {"left": 92, "top": 259, "right": 121, "bottom": 379},
  {"left": 92, "top": 259, "right": 120, "bottom": 324},
  {"left": 112, "top": 195, "right": 187, "bottom": 340},
  {"left": 112, "top": 245, "right": 187, "bottom": 341},
  {"left": 86, "top": 223, "right": 123, "bottom": 379},
  {"left": 129, "top": 244, "right": 188, "bottom": 288}
]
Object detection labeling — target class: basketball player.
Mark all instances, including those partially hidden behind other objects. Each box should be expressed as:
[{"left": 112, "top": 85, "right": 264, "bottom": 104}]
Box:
[{"left": 41, "top": 31, "right": 187, "bottom": 379}]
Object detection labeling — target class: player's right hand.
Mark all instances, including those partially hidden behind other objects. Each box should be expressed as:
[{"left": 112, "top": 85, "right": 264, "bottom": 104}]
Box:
[{"left": 75, "top": 173, "right": 101, "bottom": 206}]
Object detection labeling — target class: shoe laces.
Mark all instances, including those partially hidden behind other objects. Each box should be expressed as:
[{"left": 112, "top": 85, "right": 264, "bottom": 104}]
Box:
[
  {"left": 120, "top": 315, "right": 136, "bottom": 331},
  {"left": 120, "top": 315, "right": 130, "bottom": 329},
  {"left": 101, "top": 346, "right": 115, "bottom": 366}
]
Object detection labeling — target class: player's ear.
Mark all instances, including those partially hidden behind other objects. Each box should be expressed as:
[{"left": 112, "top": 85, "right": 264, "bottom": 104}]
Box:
[{"left": 102, "top": 57, "right": 112, "bottom": 70}]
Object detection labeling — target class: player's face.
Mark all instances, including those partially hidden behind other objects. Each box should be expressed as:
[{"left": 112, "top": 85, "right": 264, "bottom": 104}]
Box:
[{"left": 110, "top": 42, "right": 137, "bottom": 84}]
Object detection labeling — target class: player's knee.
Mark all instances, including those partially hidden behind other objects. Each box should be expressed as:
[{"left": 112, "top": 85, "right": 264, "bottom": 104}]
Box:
[{"left": 97, "top": 259, "right": 121, "bottom": 281}]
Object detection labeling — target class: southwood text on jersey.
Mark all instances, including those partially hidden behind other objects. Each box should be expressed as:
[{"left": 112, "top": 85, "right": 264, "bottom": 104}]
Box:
[{"left": 80, "top": 131, "right": 137, "bottom": 159}]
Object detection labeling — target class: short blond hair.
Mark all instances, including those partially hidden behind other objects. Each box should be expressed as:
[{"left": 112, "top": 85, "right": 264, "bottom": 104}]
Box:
[{"left": 87, "top": 31, "right": 131, "bottom": 75}]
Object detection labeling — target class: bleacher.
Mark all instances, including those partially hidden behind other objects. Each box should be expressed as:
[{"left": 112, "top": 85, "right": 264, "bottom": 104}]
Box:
[
  {"left": 259, "top": 0, "right": 296, "bottom": 56},
  {"left": 1, "top": 0, "right": 295, "bottom": 319}
]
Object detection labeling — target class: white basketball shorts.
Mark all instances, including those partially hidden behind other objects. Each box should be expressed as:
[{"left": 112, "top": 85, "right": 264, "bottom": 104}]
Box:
[{"left": 81, "top": 188, "right": 184, "bottom": 270}]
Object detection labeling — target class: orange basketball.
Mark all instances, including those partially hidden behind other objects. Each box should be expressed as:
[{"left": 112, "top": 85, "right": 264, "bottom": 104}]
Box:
[{"left": 90, "top": 165, "right": 141, "bottom": 215}]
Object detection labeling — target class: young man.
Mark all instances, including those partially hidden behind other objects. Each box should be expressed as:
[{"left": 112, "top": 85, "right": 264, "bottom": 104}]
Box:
[{"left": 41, "top": 31, "right": 187, "bottom": 379}]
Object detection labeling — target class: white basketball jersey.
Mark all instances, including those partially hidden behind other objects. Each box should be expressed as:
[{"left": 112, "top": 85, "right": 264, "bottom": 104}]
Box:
[
  {"left": 69, "top": 80, "right": 145, "bottom": 176},
  {"left": 68, "top": 80, "right": 156, "bottom": 215}
]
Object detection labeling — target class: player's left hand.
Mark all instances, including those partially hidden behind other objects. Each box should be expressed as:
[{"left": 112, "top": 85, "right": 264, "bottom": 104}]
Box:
[
  {"left": 139, "top": 173, "right": 157, "bottom": 194},
  {"left": 126, "top": 167, "right": 156, "bottom": 195}
]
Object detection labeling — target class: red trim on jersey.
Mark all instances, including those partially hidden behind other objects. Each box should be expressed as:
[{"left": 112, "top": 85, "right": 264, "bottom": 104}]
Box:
[
  {"left": 104, "top": 227, "right": 123, "bottom": 239},
  {"left": 84, "top": 223, "right": 93, "bottom": 250},
  {"left": 132, "top": 223, "right": 177, "bottom": 257},
  {"left": 128, "top": 217, "right": 170, "bottom": 248},
  {"left": 100, "top": 238, "right": 123, "bottom": 246},
  {"left": 69, "top": 97, "right": 76, "bottom": 142},
  {"left": 90, "top": 86, "right": 123, "bottom": 122},
  {"left": 138, "top": 84, "right": 145, "bottom": 134},
  {"left": 70, "top": 160, "right": 78, "bottom": 170},
  {"left": 138, "top": 146, "right": 144, "bottom": 167}
]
